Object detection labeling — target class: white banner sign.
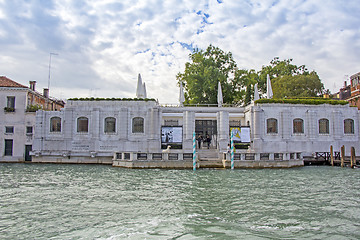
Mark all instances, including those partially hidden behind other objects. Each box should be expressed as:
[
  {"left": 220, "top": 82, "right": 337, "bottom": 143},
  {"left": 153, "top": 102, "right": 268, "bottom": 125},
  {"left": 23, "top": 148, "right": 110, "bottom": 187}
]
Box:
[
  {"left": 230, "top": 127, "right": 250, "bottom": 143},
  {"left": 162, "top": 127, "right": 183, "bottom": 143}
]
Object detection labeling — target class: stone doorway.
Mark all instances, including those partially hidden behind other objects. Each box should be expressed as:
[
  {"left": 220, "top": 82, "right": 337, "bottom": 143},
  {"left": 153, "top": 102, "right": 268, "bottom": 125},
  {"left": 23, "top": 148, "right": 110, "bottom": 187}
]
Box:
[
  {"left": 195, "top": 120, "right": 217, "bottom": 149},
  {"left": 25, "top": 145, "right": 32, "bottom": 161}
]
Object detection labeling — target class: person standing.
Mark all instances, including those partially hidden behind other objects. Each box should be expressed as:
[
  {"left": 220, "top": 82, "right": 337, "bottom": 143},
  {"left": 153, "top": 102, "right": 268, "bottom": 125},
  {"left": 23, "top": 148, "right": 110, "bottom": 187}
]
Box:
[
  {"left": 197, "top": 134, "right": 203, "bottom": 149},
  {"left": 206, "top": 134, "right": 211, "bottom": 149}
]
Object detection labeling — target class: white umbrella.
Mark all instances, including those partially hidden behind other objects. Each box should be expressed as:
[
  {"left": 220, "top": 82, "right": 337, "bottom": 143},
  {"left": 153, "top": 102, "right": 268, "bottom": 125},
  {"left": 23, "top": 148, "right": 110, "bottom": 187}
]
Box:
[
  {"left": 217, "top": 82, "right": 223, "bottom": 107},
  {"left": 179, "top": 81, "right": 185, "bottom": 106},
  {"left": 267, "top": 74, "right": 273, "bottom": 99},
  {"left": 254, "top": 83, "right": 260, "bottom": 101},
  {"left": 142, "top": 82, "right": 147, "bottom": 98},
  {"left": 136, "top": 74, "right": 143, "bottom": 98}
]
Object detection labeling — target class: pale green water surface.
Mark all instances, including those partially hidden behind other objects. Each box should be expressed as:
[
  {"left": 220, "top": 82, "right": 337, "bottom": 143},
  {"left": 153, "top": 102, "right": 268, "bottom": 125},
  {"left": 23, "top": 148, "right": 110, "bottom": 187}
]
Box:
[{"left": 0, "top": 164, "right": 359, "bottom": 239}]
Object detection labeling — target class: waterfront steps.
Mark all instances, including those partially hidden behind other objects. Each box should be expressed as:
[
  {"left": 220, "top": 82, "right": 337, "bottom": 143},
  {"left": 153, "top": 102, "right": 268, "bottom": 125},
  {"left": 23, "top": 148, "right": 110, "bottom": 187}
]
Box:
[{"left": 197, "top": 149, "right": 224, "bottom": 168}]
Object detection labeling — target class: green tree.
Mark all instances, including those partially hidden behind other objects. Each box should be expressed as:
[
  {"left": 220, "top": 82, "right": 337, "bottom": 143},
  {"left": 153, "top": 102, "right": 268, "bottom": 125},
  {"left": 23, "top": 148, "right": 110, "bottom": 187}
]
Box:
[
  {"left": 271, "top": 72, "right": 324, "bottom": 98},
  {"left": 244, "top": 85, "right": 252, "bottom": 105},
  {"left": 232, "top": 69, "right": 258, "bottom": 104},
  {"left": 178, "top": 49, "right": 325, "bottom": 104},
  {"left": 176, "top": 45, "right": 237, "bottom": 104},
  {"left": 259, "top": 57, "right": 324, "bottom": 98}
]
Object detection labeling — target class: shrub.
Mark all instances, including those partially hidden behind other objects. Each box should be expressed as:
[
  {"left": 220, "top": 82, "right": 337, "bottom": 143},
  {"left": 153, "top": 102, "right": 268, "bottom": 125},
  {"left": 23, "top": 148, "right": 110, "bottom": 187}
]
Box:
[
  {"left": 4, "top": 107, "right": 15, "bottom": 112},
  {"left": 67, "top": 97, "right": 156, "bottom": 102},
  {"left": 254, "top": 98, "right": 348, "bottom": 105},
  {"left": 26, "top": 105, "right": 42, "bottom": 112}
]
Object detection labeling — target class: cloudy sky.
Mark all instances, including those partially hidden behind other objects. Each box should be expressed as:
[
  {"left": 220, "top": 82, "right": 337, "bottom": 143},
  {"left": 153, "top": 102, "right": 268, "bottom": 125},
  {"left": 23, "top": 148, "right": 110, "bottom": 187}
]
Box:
[{"left": 1, "top": 0, "right": 359, "bottom": 103}]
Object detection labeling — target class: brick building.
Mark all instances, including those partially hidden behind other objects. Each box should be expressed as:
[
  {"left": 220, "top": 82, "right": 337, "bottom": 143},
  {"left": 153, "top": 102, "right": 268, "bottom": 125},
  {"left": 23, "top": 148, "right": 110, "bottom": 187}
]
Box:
[{"left": 338, "top": 72, "right": 360, "bottom": 109}]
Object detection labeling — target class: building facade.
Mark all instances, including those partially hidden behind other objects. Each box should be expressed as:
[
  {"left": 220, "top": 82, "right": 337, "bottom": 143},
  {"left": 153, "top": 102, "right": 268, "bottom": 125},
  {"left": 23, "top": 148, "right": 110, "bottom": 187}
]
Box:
[
  {"left": 249, "top": 103, "right": 359, "bottom": 155},
  {"left": 338, "top": 72, "right": 360, "bottom": 109},
  {"left": 32, "top": 98, "right": 360, "bottom": 167},
  {"left": 0, "top": 76, "right": 64, "bottom": 162}
]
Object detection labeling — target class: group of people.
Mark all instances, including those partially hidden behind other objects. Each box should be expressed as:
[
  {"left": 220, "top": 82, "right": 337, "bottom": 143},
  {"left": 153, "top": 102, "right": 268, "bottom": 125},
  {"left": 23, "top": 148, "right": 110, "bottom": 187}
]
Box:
[
  {"left": 197, "top": 134, "right": 211, "bottom": 149},
  {"left": 196, "top": 133, "right": 233, "bottom": 153}
]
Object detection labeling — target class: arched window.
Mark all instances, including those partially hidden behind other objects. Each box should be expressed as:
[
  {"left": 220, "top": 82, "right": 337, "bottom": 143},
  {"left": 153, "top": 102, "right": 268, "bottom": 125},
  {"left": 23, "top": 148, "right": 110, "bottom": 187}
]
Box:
[
  {"left": 132, "top": 117, "right": 144, "bottom": 133},
  {"left": 50, "top": 117, "right": 61, "bottom": 132},
  {"left": 77, "top": 117, "right": 88, "bottom": 133},
  {"left": 344, "top": 119, "right": 354, "bottom": 134},
  {"left": 267, "top": 118, "right": 278, "bottom": 133},
  {"left": 293, "top": 118, "right": 304, "bottom": 134},
  {"left": 319, "top": 118, "right": 329, "bottom": 134},
  {"left": 104, "top": 117, "right": 116, "bottom": 133}
]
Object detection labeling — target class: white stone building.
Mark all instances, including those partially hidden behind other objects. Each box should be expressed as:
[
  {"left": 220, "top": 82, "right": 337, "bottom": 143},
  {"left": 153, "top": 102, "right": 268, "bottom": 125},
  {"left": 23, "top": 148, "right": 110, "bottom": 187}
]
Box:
[
  {"left": 0, "top": 76, "right": 64, "bottom": 162},
  {"left": 31, "top": 97, "right": 359, "bottom": 168},
  {"left": 248, "top": 103, "right": 359, "bottom": 155}
]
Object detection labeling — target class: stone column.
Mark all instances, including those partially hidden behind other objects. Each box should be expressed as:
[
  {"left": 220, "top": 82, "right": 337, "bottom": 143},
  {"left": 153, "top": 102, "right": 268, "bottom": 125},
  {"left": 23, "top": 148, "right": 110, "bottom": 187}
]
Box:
[
  {"left": 150, "top": 107, "right": 160, "bottom": 139},
  {"left": 92, "top": 108, "right": 100, "bottom": 140},
  {"left": 332, "top": 110, "right": 342, "bottom": 140},
  {"left": 119, "top": 108, "right": 128, "bottom": 140},
  {"left": 88, "top": 108, "right": 99, "bottom": 152},
  {"left": 252, "top": 106, "right": 264, "bottom": 151},
  {"left": 217, "top": 111, "right": 229, "bottom": 151},
  {"left": 281, "top": 110, "right": 291, "bottom": 140},
  {"left": 184, "top": 111, "right": 195, "bottom": 140},
  {"left": 306, "top": 110, "right": 316, "bottom": 139},
  {"left": 253, "top": 106, "right": 263, "bottom": 140},
  {"left": 183, "top": 111, "right": 195, "bottom": 150},
  {"left": 148, "top": 107, "right": 161, "bottom": 152},
  {"left": 63, "top": 108, "right": 74, "bottom": 151}
]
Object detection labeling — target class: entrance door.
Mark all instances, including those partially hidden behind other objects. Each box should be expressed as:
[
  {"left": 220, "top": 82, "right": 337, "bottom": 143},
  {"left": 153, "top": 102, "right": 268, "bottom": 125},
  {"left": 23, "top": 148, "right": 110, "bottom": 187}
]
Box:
[
  {"left": 195, "top": 120, "right": 217, "bottom": 149},
  {"left": 25, "top": 145, "right": 32, "bottom": 161}
]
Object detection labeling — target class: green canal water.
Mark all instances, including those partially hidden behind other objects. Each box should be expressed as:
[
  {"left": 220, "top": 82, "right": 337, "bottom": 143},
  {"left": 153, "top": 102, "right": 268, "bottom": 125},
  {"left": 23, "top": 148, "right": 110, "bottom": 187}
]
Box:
[{"left": 0, "top": 164, "right": 359, "bottom": 240}]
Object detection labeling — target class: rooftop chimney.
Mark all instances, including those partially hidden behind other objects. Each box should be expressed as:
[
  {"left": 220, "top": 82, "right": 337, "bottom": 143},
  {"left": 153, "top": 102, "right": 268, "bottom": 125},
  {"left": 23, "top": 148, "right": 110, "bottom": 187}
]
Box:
[
  {"left": 43, "top": 88, "right": 49, "bottom": 98},
  {"left": 29, "top": 81, "right": 36, "bottom": 91},
  {"left": 344, "top": 81, "right": 347, "bottom": 87}
]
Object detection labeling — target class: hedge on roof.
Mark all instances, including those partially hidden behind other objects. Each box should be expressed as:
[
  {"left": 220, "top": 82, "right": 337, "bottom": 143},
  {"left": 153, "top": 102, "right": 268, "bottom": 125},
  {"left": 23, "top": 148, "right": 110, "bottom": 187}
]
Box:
[
  {"left": 68, "top": 97, "right": 156, "bottom": 102},
  {"left": 254, "top": 98, "right": 349, "bottom": 105}
]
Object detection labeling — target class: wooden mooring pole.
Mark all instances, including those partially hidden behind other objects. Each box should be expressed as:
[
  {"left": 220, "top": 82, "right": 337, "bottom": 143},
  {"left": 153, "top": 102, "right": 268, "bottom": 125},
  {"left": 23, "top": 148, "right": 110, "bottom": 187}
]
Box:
[
  {"left": 341, "top": 145, "right": 345, "bottom": 168},
  {"left": 330, "top": 145, "right": 334, "bottom": 166},
  {"left": 351, "top": 147, "right": 356, "bottom": 168}
]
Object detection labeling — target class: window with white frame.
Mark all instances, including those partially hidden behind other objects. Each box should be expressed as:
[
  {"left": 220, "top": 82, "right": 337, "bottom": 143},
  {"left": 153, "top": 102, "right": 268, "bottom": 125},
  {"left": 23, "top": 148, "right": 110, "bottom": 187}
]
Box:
[
  {"left": 267, "top": 118, "right": 278, "bottom": 134},
  {"left": 5, "top": 126, "right": 14, "bottom": 134},
  {"left": 77, "top": 117, "right": 89, "bottom": 133},
  {"left": 104, "top": 117, "right": 116, "bottom": 133},
  {"left": 293, "top": 118, "right": 304, "bottom": 134},
  {"left": 344, "top": 119, "right": 354, "bottom": 134},
  {"left": 7, "top": 96, "right": 15, "bottom": 108},
  {"left": 26, "top": 126, "right": 33, "bottom": 134},
  {"left": 319, "top": 118, "right": 329, "bottom": 134},
  {"left": 50, "top": 117, "right": 61, "bottom": 132},
  {"left": 132, "top": 117, "right": 144, "bottom": 133}
]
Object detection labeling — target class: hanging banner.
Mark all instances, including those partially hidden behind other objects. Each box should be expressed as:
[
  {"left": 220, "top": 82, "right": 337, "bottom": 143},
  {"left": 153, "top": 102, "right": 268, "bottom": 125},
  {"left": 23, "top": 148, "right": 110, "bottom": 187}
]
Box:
[
  {"left": 230, "top": 127, "right": 250, "bottom": 143},
  {"left": 240, "top": 127, "right": 251, "bottom": 143},
  {"left": 230, "top": 127, "right": 241, "bottom": 142},
  {"left": 161, "top": 126, "right": 183, "bottom": 143}
]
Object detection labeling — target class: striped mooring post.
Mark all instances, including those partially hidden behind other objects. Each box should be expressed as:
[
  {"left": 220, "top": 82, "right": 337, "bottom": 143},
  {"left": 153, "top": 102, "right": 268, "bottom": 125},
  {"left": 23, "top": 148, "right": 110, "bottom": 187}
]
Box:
[
  {"left": 193, "top": 131, "right": 196, "bottom": 171},
  {"left": 231, "top": 131, "right": 234, "bottom": 170}
]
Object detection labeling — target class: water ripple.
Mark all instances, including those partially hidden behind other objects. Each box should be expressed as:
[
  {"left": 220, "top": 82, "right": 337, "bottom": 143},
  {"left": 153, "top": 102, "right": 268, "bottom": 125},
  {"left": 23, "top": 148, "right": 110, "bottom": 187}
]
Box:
[{"left": 0, "top": 164, "right": 359, "bottom": 239}]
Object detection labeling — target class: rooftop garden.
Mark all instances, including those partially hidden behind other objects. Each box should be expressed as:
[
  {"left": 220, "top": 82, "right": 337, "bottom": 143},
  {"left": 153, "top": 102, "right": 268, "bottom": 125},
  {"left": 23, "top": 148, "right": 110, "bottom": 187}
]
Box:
[
  {"left": 254, "top": 97, "right": 349, "bottom": 105},
  {"left": 68, "top": 97, "right": 156, "bottom": 102}
]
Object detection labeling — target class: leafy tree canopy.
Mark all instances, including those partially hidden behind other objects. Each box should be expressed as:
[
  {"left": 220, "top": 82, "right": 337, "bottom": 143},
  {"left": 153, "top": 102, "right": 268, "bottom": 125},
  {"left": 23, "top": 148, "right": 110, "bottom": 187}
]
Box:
[
  {"left": 258, "top": 57, "right": 324, "bottom": 98},
  {"left": 176, "top": 45, "right": 236, "bottom": 104},
  {"left": 177, "top": 47, "right": 325, "bottom": 105}
]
